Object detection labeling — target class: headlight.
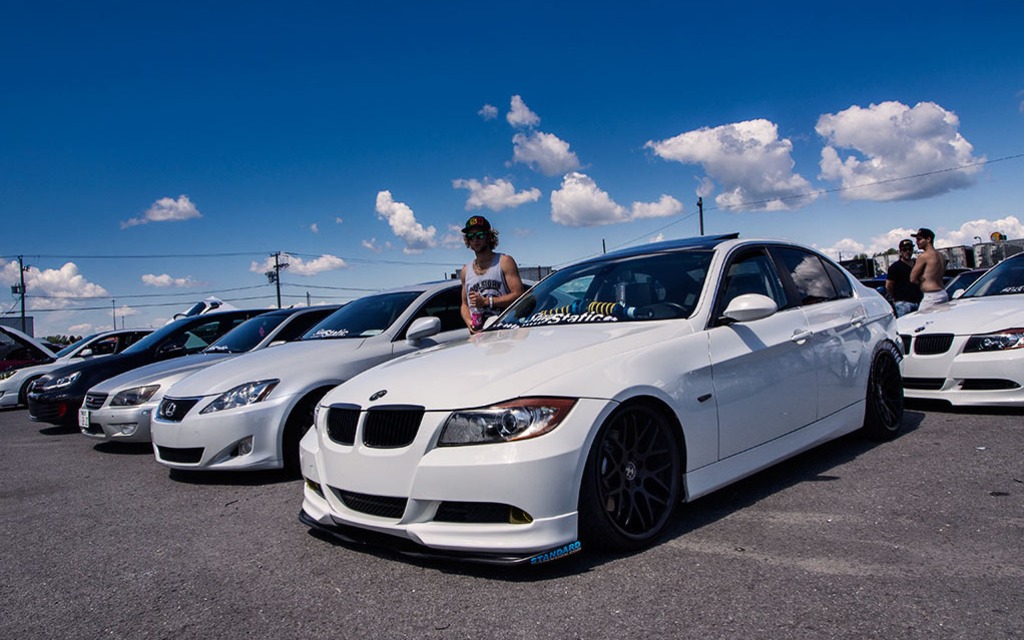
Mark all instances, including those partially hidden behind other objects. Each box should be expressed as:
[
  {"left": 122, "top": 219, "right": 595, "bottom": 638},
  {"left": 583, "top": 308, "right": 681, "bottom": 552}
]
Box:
[
  {"left": 43, "top": 371, "right": 81, "bottom": 390},
  {"left": 964, "top": 329, "right": 1024, "bottom": 353},
  {"left": 111, "top": 385, "right": 160, "bottom": 407},
  {"left": 0, "top": 369, "right": 16, "bottom": 381},
  {"left": 438, "top": 397, "right": 576, "bottom": 446},
  {"left": 200, "top": 380, "right": 279, "bottom": 414}
]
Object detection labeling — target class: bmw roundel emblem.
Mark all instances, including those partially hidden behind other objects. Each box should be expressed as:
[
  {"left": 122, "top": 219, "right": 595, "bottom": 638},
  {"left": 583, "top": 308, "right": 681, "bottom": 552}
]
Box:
[{"left": 369, "top": 390, "right": 387, "bottom": 401}]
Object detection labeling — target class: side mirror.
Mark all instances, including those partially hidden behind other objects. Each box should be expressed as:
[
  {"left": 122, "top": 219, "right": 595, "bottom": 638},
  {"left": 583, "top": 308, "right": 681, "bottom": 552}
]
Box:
[
  {"left": 482, "top": 316, "right": 499, "bottom": 330},
  {"left": 951, "top": 289, "right": 965, "bottom": 299},
  {"left": 722, "top": 294, "right": 779, "bottom": 323},
  {"left": 406, "top": 316, "right": 441, "bottom": 343},
  {"left": 156, "top": 343, "right": 186, "bottom": 359},
  {"left": 268, "top": 340, "right": 287, "bottom": 347},
  {"left": 78, "top": 348, "right": 94, "bottom": 358}
]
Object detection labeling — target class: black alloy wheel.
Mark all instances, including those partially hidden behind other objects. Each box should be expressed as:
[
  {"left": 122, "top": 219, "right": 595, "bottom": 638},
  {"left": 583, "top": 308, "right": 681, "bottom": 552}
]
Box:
[
  {"left": 862, "top": 349, "right": 904, "bottom": 440},
  {"left": 578, "top": 403, "right": 681, "bottom": 551}
]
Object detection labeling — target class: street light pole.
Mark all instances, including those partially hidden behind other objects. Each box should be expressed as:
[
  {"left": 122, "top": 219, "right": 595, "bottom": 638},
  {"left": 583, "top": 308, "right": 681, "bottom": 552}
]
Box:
[{"left": 697, "top": 198, "right": 704, "bottom": 236}]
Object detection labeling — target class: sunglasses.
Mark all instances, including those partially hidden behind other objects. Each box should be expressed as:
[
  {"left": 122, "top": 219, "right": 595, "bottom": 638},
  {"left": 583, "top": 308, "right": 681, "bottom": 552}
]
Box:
[{"left": 465, "top": 231, "right": 487, "bottom": 240}]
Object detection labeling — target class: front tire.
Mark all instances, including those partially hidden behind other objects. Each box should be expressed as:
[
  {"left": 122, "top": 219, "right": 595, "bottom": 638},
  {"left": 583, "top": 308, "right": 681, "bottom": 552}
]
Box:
[
  {"left": 282, "top": 391, "right": 328, "bottom": 473},
  {"left": 578, "top": 403, "right": 682, "bottom": 551},
  {"left": 862, "top": 348, "right": 904, "bottom": 440}
]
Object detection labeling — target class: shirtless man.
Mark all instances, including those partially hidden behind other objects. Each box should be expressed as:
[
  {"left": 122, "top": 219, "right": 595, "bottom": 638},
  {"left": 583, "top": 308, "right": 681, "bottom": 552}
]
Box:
[{"left": 909, "top": 227, "right": 948, "bottom": 311}]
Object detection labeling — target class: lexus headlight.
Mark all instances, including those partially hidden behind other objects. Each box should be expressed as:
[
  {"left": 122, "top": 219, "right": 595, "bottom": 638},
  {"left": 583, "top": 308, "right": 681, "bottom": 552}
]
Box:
[
  {"left": 0, "top": 369, "right": 16, "bottom": 381},
  {"left": 438, "top": 397, "right": 576, "bottom": 446},
  {"left": 111, "top": 385, "right": 160, "bottom": 407},
  {"left": 200, "top": 380, "right": 279, "bottom": 414},
  {"left": 964, "top": 329, "right": 1024, "bottom": 353},
  {"left": 43, "top": 371, "right": 81, "bottom": 390}
]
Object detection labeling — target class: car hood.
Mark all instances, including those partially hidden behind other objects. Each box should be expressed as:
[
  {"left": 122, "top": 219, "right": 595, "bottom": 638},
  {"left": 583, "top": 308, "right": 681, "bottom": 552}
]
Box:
[
  {"left": 329, "top": 321, "right": 692, "bottom": 410},
  {"left": 90, "top": 353, "right": 235, "bottom": 394},
  {"left": 897, "top": 296, "right": 1024, "bottom": 336},
  {"left": 37, "top": 351, "right": 152, "bottom": 389},
  {"left": 165, "top": 338, "right": 369, "bottom": 397}
]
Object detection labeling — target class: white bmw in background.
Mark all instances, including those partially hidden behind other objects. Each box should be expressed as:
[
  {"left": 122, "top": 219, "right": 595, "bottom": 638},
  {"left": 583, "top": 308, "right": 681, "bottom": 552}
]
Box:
[
  {"left": 79, "top": 305, "right": 338, "bottom": 442},
  {"left": 0, "top": 329, "right": 150, "bottom": 409},
  {"left": 151, "top": 281, "right": 468, "bottom": 472},
  {"left": 899, "top": 252, "right": 1024, "bottom": 406},
  {"left": 299, "top": 235, "right": 904, "bottom": 564}
]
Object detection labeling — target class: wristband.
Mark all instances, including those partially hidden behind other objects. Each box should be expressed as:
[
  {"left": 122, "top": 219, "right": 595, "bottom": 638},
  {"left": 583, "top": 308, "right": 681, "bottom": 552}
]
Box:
[{"left": 488, "top": 295, "right": 494, "bottom": 309}]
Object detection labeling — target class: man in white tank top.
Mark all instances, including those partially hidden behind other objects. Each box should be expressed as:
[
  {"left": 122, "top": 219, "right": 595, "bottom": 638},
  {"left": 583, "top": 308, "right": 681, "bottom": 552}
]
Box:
[{"left": 459, "top": 215, "right": 525, "bottom": 333}]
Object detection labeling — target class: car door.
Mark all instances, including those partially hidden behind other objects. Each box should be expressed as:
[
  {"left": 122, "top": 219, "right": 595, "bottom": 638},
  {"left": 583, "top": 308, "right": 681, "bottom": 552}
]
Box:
[
  {"left": 707, "top": 246, "right": 818, "bottom": 459},
  {"left": 772, "top": 246, "right": 870, "bottom": 419},
  {"left": 392, "top": 286, "right": 468, "bottom": 358}
]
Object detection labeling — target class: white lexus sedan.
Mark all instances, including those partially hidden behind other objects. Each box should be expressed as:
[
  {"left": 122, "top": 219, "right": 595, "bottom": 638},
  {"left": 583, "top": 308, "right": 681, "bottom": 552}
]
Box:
[
  {"left": 80, "top": 305, "right": 338, "bottom": 443},
  {"left": 299, "top": 235, "right": 905, "bottom": 565},
  {"left": 898, "top": 252, "right": 1024, "bottom": 406},
  {"left": 151, "top": 281, "right": 468, "bottom": 472}
]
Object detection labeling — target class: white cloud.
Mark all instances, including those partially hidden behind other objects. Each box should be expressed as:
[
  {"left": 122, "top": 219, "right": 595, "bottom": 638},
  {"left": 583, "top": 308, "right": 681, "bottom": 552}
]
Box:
[
  {"left": 141, "top": 273, "right": 200, "bottom": 288},
  {"left": 816, "top": 238, "right": 867, "bottom": 261},
  {"left": 310, "top": 223, "right": 319, "bottom": 234},
  {"left": 1, "top": 261, "right": 108, "bottom": 310},
  {"left": 939, "top": 215, "right": 1024, "bottom": 247},
  {"left": 361, "top": 238, "right": 392, "bottom": 254},
  {"left": 116, "top": 305, "right": 139, "bottom": 318},
  {"left": 512, "top": 131, "right": 581, "bottom": 177},
  {"left": 479, "top": 104, "right": 498, "bottom": 120},
  {"left": 248, "top": 253, "right": 348, "bottom": 277},
  {"left": 649, "top": 233, "right": 666, "bottom": 243},
  {"left": 335, "top": 217, "right": 344, "bottom": 224},
  {"left": 441, "top": 224, "right": 466, "bottom": 250},
  {"left": 630, "top": 194, "right": 683, "bottom": 219},
  {"left": 646, "top": 119, "right": 816, "bottom": 211},
  {"left": 816, "top": 101, "right": 984, "bottom": 201},
  {"left": 374, "top": 191, "right": 437, "bottom": 254},
  {"left": 121, "top": 195, "right": 202, "bottom": 229},
  {"left": 550, "top": 173, "right": 685, "bottom": 228},
  {"left": 506, "top": 95, "right": 540, "bottom": 128},
  {"left": 452, "top": 177, "right": 541, "bottom": 211}
]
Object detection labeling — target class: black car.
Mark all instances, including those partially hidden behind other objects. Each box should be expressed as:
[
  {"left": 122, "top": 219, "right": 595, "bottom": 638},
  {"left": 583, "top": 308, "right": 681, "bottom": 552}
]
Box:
[{"left": 27, "top": 309, "right": 265, "bottom": 427}]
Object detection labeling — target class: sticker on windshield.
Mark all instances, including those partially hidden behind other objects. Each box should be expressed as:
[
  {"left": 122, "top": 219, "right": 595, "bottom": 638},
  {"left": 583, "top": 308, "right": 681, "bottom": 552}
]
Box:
[
  {"left": 309, "top": 328, "right": 350, "bottom": 339},
  {"left": 508, "top": 299, "right": 655, "bottom": 328},
  {"left": 999, "top": 286, "right": 1024, "bottom": 294}
]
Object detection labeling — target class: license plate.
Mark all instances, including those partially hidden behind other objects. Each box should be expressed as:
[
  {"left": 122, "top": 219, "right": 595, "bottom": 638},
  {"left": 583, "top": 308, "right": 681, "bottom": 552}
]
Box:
[{"left": 78, "top": 408, "right": 90, "bottom": 429}]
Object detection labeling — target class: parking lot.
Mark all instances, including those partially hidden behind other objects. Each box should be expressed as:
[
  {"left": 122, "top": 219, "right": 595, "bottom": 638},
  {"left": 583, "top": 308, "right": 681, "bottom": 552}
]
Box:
[{"left": 1, "top": 403, "right": 1021, "bottom": 639}]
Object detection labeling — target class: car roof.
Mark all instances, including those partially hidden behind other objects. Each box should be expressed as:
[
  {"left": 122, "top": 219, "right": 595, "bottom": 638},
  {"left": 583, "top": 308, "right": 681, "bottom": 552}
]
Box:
[{"left": 576, "top": 233, "right": 740, "bottom": 266}]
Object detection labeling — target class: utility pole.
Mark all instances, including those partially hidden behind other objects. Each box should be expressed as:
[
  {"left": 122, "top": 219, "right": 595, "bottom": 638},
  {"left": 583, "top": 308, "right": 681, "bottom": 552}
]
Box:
[
  {"left": 697, "top": 197, "right": 704, "bottom": 236},
  {"left": 18, "top": 256, "right": 27, "bottom": 333},
  {"left": 112, "top": 299, "right": 116, "bottom": 331},
  {"left": 264, "top": 252, "right": 289, "bottom": 308}
]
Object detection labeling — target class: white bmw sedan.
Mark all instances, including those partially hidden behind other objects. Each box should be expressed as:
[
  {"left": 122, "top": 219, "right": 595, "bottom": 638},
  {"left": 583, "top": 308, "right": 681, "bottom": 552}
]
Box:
[
  {"left": 80, "top": 305, "right": 338, "bottom": 443},
  {"left": 898, "top": 252, "right": 1024, "bottom": 406},
  {"left": 151, "top": 281, "right": 467, "bottom": 472},
  {"left": 299, "top": 235, "right": 904, "bottom": 565}
]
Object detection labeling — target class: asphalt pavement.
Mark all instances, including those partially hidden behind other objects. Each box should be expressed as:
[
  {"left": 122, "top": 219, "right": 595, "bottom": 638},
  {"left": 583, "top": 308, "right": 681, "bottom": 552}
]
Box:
[{"left": 1, "top": 403, "right": 1021, "bottom": 639}]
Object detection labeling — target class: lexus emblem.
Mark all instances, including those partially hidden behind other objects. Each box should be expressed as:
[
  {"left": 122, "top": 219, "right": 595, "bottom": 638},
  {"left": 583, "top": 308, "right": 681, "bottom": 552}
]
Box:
[
  {"left": 369, "top": 390, "right": 387, "bottom": 401},
  {"left": 162, "top": 401, "right": 177, "bottom": 417}
]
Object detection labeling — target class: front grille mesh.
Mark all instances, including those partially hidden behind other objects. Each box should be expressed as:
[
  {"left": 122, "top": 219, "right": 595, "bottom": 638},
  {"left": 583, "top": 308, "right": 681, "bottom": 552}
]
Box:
[
  {"left": 326, "top": 405, "right": 359, "bottom": 445},
  {"left": 363, "top": 406, "right": 424, "bottom": 448},
  {"left": 903, "top": 377, "right": 946, "bottom": 390},
  {"left": 913, "top": 334, "right": 954, "bottom": 355},
  {"left": 333, "top": 489, "right": 407, "bottom": 519},
  {"left": 157, "top": 397, "right": 200, "bottom": 422},
  {"left": 84, "top": 393, "right": 107, "bottom": 411}
]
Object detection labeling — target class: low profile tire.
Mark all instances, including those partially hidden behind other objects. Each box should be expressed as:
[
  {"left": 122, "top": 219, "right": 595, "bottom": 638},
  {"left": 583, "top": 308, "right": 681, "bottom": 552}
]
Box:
[
  {"left": 282, "top": 392, "right": 326, "bottom": 473},
  {"left": 18, "top": 377, "right": 41, "bottom": 407},
  {"left": 578, "top": 403, "right": 682, "bottom": 551},
  {"left": 862, "top": 348, "right": 904, "bottom": 440}
]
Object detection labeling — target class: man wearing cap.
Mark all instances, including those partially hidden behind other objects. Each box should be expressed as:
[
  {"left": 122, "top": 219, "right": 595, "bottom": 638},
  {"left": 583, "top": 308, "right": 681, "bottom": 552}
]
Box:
[
  {"left": 886, "top": 239, "right": 923, "bottom": 316},
  {"left": 459, "top": 215, "right": 525, "bottom": 333},
  {"left": 910, "top": 227, "right": 948, "bottom": 311}
]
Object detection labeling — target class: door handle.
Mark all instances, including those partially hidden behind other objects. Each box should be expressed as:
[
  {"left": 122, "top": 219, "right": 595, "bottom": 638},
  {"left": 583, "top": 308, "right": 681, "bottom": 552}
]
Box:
[
  {"left": 791, "top": 329, "right": 813, "bottom": 343},
  {"left": 851, "top": 313, "right": 867, "bottom": 327}
]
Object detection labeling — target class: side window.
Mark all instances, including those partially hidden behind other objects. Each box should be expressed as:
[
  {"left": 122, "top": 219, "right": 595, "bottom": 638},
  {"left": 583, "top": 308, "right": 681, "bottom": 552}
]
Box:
[
  {"left": 822, "top": 259, "right": 854, "bottom": 299},
  {"left": 410, "top": 287, "right": 465, "bottom": 334},
  {"left": 774, "top": 247, "right": 838, "bottom": 305},
  {"left": 90, "top": 336, "right": 119, "bottom": 355},
  {"left": 274, "top": 310, "right": 332, "bottom": 343},
  {"left": 181, "top": 320, "right": 226, "bottom": 351},
  {"left": 717, "top": 250, "right": 789, "bottom": 316}
]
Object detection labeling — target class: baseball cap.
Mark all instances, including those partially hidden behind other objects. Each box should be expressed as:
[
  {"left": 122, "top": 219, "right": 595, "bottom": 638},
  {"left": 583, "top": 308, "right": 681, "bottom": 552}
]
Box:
[
  {"left": 899, "top": 239, "right": 914, "bottom": 250},
  {"left": 462, "top": 215, "right": 491, "bottom": 233},
  {"left": 911, "top": 228, "right": 935, "bottom": 241}
]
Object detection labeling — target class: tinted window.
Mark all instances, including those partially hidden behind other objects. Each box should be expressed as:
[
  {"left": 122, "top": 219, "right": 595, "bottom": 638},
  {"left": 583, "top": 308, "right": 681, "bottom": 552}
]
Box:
[
  {"left": 774, "top": 247, "right": 838, "bottom": 305},
  {"left": 89, "top": 335, "right": 121, "bottom": 355},
  {"left": 717, "top": 249, "right": 789, "bottom": 315},
  {"left": 205, "top": 312, "right": 291, "bottom": 353},
  {"left": 822, "top": 260, "right": 854, "bottom": 298},
  {"left": 406, "top": 287, "right": 465, "bottom": 336},
  {"left": 272, "top": 307, "right": 339, "bottom": 343},
  {"left": 497, "top": 250, "right": 713, "bottom": 328},
  {"left": 303, "top": 292, "right": 421, "bottom": 339},
  {"left": 57, "top": 334, "right": 97, "bottom": 358}
]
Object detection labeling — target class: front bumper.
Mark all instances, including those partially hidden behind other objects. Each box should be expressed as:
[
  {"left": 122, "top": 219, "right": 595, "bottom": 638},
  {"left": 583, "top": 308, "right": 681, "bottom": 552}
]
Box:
[
  {"left": 300, "top": 398, "right": 611, "bottom": 558},
  {"left": 27, "top": 391, "right": 84, "bottom": 425},
  {"left": 150, "top": 393, "right": 296, "bottom": 470},
  {"left": 80, "top": 403, "right": 157, "bottom": 442},
  {"left": 902, "top": 335, "right": 1024, "bottom": 406}
]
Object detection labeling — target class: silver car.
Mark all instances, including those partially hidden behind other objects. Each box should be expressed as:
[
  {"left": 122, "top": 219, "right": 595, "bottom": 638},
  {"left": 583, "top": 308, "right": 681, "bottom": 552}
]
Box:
[{"left": 80, "top": 306, "right": 338, "bottom": 442}]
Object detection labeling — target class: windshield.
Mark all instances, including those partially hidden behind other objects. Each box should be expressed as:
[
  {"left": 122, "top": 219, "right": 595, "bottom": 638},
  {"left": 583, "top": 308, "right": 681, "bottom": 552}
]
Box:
[
  {"left": 56, "top": 334, "right": 98, "bottom": 358},
  {"left": 961, "top": 256, "right": 1024, "bottom": 298},
  {"left": 303, "top": 291, "right": 420, "bottom": 339},
  {"left": 121, "top": 317, "right": 194, "bottom": 354},
  {"left": 204, "top": 312, "right": 288, "bottom": 353},
  {"left": 494, "top": 250, "right": 713, "bottom": 329}
]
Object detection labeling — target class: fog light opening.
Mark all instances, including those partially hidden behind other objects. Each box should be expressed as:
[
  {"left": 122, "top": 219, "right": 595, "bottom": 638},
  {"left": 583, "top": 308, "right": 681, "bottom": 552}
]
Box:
[
  {"left": 116, "top": 423, "right": 138, "bottom": 436},
  {"left": 232, "top": 436, "right": 254, "bottom": 457},
  {"left": 508, "top": 507, "right": 534, "bottom": 525},
  {"left": 305, "top": 479, "right": 325, "bottom": 499}
]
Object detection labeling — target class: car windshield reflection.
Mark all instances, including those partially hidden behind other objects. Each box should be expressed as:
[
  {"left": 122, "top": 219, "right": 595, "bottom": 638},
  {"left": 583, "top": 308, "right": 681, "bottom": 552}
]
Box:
[
  {"left": 303, "top": 292, "right": 420, "bottom": 339},
  {"left": 961, "top": 256, "right": 1024, "bottom": 298},
  {"left": 494, "top": 250, "right": 713, "bottom": 329}
]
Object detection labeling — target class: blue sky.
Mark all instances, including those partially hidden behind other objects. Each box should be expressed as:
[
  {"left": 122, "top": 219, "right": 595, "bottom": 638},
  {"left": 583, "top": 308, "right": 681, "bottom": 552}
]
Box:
[{"left": 3, "top": 0, "right": 1023, "bottom": 336}]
